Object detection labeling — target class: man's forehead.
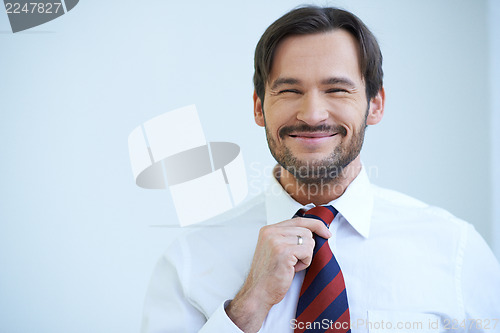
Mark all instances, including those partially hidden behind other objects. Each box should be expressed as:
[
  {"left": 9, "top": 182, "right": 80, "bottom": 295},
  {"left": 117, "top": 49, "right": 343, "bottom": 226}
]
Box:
[{"left": 266, "top": 30, "right": 363, "bottom": 87}]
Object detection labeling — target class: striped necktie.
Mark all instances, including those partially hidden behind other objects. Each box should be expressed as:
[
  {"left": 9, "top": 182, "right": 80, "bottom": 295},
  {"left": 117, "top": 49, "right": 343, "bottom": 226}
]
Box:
[{"left": 294, "top": 206, "right": 350, "bottom": 333}]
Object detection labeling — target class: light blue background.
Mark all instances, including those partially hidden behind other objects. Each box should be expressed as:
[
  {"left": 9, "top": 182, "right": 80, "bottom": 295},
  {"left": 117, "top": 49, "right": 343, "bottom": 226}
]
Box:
[{"left": 1, "top": 1, "right": 499, "bottom": 332}]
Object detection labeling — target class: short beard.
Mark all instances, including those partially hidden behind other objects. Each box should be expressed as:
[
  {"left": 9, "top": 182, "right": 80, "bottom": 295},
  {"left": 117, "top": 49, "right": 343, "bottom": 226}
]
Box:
[{"left": 265, "top": 114, "right": 367, "bottom": 186}]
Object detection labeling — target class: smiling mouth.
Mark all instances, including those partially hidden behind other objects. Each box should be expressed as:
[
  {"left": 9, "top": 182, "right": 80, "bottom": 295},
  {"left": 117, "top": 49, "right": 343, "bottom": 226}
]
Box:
[{"left": 289, "top": 132, "right": 337, "bottom": 138}]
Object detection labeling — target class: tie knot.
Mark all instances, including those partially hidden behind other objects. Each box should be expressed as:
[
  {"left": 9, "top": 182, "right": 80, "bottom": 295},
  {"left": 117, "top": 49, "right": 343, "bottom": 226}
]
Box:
[{"left": 301, "top": 205, "right": 337, "bottom": 227}]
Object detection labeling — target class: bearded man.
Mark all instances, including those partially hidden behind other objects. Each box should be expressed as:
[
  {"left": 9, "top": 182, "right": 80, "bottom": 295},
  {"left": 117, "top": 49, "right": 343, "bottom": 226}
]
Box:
[{"left": 141, "top": 6, "right": 500, "bottom": 333}]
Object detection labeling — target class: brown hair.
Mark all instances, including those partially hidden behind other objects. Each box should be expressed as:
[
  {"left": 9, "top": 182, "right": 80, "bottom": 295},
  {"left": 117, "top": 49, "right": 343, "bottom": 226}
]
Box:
[{"left": 253, "top": 6, "right": 383, "bottom": 102}]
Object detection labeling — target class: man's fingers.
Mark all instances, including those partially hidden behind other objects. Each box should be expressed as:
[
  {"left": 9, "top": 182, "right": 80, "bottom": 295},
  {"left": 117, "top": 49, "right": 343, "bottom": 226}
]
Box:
[
  {"left": 292, "top": 217, "right": 332, "bottom": 239},
  {"left": 295, "top": 261, "right": 309, "bottom": 272},
  {"left": 292, "top": 231, "right": 316, "bottom": 272},
  {"left": 293, "top": 237, "right": 316, "bottom": 272},
  {"left": 256, "top": 218, "right": 331, "bottom": 274},
  {"left": 291, "top": 229, "right": 312, "bottom": 245}
]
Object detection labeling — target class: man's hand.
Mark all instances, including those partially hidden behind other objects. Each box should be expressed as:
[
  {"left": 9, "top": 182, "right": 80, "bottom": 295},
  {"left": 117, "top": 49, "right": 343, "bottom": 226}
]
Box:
[{"left": 225, "top": 217, "right": 332, "bottom": 332}]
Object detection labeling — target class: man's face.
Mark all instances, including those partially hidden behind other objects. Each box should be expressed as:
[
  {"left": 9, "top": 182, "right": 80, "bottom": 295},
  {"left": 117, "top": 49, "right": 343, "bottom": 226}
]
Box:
[{"left": 254, "top": 29, "right": 383, "bottom": 185}]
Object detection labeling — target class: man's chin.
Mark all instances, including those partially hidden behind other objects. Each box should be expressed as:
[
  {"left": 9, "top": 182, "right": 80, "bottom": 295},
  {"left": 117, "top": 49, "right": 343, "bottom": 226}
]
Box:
[
  {"left": 284, "top": 165, "right": 343, "bottom": 185},
  {"left": 287, "top": 151, "right": 333, "bottom": 163}
]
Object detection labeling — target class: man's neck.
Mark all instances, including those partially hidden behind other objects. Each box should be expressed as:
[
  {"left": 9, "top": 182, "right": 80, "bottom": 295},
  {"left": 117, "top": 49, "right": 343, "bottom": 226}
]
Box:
[{"left": 275, "top": 156, "right": 362, "bottom": 206}]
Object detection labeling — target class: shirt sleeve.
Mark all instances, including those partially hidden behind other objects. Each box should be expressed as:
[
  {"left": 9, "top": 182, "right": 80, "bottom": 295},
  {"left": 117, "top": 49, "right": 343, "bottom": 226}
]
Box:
[
  {"left": 199, "top": 301, "right": 245, "bottom": 333},
  {"left": 140, "top": 242, "right": 244, "bottom": 333},
  {"left": 460, "top": 224, "right": 500, "bottom": 332}
]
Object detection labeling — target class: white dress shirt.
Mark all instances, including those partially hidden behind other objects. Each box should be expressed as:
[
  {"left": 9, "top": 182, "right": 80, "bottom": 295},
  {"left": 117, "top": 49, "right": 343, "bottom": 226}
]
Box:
[{"left": 141, "top": 167, "right": 500, "bottom": 333}]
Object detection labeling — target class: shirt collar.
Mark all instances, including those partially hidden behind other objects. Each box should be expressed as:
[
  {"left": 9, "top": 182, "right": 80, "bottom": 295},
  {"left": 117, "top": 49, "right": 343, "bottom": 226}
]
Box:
[{"left": 264, "top": 165, "right": 373, "bottom": 238}]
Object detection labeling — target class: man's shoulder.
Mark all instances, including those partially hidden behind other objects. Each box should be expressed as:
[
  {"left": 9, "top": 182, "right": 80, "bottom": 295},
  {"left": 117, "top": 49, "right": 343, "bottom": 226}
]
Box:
[
  {"left": 150, "top": 195, "right": 267, "bottom": 318},
  {"left": 200, "top": 192, "right": 267, "bottom": 227},
  {"left": 370, "top": 183, "right": 469, "bottom": 231},
  {"left": 371, "top": 184, "right": 428, "bottom": 209},
  {"left": 164, "top": 193, "right": 266, "bottom": 261}
]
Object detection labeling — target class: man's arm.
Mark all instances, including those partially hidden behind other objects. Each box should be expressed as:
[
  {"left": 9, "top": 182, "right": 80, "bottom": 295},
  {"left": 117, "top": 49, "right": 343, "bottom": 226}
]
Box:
[
  {"left": 141, "top": 242, "right": 243, "bottom": 333},
  {"left": 225, "top": 218, "right": 331, "bottom": 332},
  {"left": 141, "top": 253, "right": 207, "bottom": 332},
  {"left": 461, "top": 224, "right": 500, "bottom": 332},
  {"left": 141, "top": 218, "right": 330, "bottom": 333}
]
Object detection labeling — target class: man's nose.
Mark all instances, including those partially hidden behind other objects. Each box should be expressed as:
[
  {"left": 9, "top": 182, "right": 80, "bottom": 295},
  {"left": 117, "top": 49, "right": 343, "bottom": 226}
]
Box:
[{"left": 296, "top": 92, "right": 329, "bottom": 125}]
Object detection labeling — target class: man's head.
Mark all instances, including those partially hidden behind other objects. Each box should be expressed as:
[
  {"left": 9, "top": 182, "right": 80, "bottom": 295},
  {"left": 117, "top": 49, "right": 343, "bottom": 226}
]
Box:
[
  {"left": 254, "top": 6, "right": 383, "bottom": 104},
  {"left": 253, "top": 6, "right": 385, "bottom": 186}
]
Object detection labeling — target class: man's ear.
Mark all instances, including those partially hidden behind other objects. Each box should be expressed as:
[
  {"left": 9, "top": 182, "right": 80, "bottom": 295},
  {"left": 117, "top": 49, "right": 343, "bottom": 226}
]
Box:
[
  {"left": 253, "top": 90, "right": 265, "bottom": 127},
  {"left": 366, "top": 87, "right": 385, "bottom": 125}
]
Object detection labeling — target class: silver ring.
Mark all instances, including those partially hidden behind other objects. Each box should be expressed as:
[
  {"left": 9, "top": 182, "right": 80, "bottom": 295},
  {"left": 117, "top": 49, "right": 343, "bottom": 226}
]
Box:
[{"left": 297, "top": 235, "right": 303, "bottom": 245}]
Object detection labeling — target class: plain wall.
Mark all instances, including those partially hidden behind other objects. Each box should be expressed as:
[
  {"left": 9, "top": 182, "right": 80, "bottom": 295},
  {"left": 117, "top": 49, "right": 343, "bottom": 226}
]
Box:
[
  {"left": 0, "top": 1, "right": 497, "bottom": 332},
  {"left": 489, "top": 0, "right": 500, "bottom": 261}
]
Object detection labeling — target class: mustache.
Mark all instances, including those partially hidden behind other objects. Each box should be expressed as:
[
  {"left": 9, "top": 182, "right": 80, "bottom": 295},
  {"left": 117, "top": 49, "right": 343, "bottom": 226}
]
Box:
[{"left": 278, "top": 123, "right": 347, "bottom": 139}]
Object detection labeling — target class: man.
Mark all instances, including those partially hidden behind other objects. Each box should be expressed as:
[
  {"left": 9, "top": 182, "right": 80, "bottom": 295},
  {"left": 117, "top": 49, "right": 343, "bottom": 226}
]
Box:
[{"left": 141, "top": 6, "right": 500, "bottom": 333}]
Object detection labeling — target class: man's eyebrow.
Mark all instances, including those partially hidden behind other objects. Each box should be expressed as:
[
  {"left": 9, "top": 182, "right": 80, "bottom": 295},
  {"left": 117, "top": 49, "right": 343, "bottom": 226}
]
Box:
[
  {"left": 270, "top": 77, "right": 357, "bottom": 90},
  {"left": 321, "top": 77, "right": 357, "bottom": 88},
  {"left": 269, "top": 77, "right": 301, "bottom": 90}
]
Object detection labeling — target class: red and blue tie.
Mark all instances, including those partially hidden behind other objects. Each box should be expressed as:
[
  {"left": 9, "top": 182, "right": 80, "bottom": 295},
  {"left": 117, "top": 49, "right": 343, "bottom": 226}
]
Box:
[{"left": 294, "top": 206, "right": 350, "bottom": 333}]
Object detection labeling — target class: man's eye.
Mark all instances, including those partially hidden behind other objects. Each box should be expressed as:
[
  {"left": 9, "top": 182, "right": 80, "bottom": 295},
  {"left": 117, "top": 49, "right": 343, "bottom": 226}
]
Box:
[
  {"left": 326, "top": 88, "right": 348, "bottom": 94},
  {"left": 279, "top": 89, "right": 300, "bottom": 94}
]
